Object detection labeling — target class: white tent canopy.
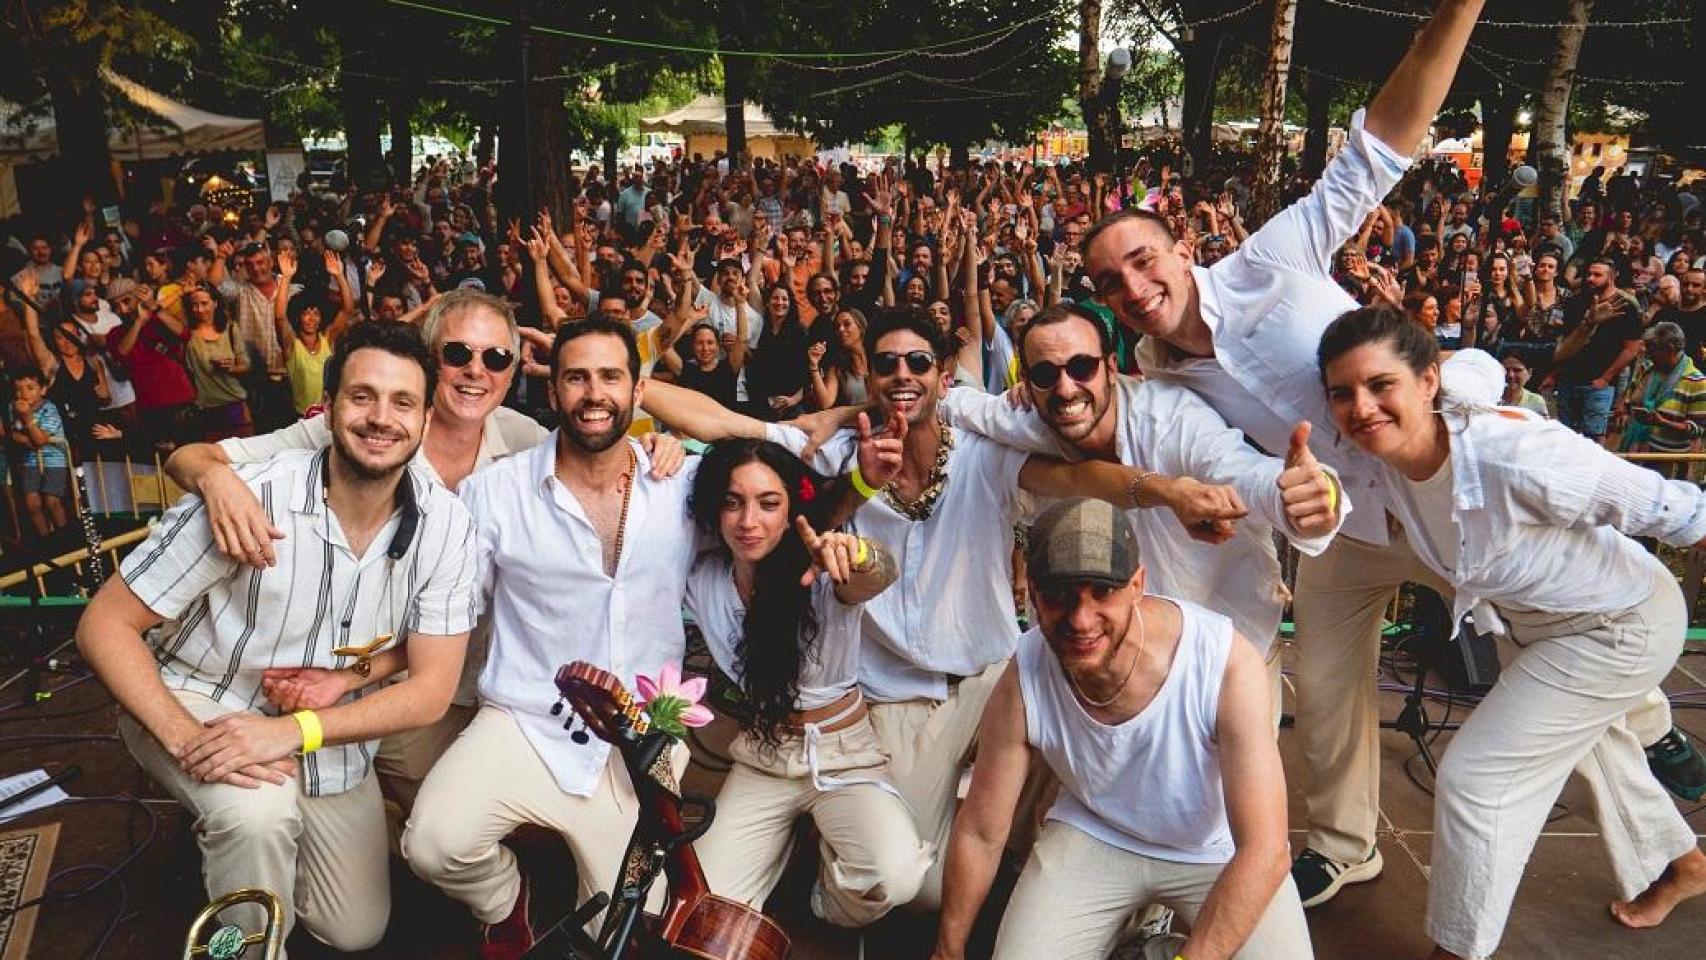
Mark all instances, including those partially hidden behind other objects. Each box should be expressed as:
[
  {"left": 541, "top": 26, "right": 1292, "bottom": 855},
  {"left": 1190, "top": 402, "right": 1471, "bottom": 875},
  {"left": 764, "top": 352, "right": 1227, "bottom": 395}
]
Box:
[
  {"left": 0, "top": 68, "right": 264, "bottom": 164},
  {"left": 639, "top": 95, "right": 798, "bottom": 138}
]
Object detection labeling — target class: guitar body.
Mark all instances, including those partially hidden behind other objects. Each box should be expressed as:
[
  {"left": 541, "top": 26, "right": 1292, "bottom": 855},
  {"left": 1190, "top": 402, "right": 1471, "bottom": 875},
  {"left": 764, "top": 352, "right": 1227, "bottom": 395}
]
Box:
[
  {"left": 554, "top": 662, "right": 791, "bottom": 960},
  {"left": 660, "top": 894, "right": 790, "bottom": 960}
]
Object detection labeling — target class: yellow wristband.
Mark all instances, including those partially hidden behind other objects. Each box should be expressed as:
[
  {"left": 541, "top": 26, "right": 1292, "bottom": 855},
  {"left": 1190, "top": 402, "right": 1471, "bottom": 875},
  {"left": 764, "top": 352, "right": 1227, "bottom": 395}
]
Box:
[
  {"left": 854, "top": 537, "right": 871, "bottom": 569},
  {"left": 1323, "top": 471, "right": 1340, "bottom": 517},
  {"left": 850, "top": 465, "right": 880, "bottom": 499},
  {"left": 292, "top": 710, "right": 324, "bottom": 754}
]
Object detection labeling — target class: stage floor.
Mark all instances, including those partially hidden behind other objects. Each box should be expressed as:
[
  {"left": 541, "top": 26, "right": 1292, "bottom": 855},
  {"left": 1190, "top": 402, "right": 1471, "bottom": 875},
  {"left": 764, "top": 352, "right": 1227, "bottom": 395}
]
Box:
[{"left": 7, "top": 637, "right": 1704, "bottom": 960}]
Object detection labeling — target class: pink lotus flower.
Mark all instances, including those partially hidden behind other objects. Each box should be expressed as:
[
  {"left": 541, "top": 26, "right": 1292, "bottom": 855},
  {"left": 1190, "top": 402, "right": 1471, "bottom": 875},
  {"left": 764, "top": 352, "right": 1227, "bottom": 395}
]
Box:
[{"left": 634, "top": 662, "right": 713, "bottom": 737}]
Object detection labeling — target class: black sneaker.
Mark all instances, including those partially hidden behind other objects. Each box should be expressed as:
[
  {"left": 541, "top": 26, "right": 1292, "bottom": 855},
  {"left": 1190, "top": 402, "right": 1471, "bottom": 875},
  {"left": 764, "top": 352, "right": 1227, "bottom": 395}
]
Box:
[
  {"left": 1647, "top": 728, "right": 1706, "bottom": 803},
  {"left": 1291, "top": 847, "right": 1383, "bottom": 908}
]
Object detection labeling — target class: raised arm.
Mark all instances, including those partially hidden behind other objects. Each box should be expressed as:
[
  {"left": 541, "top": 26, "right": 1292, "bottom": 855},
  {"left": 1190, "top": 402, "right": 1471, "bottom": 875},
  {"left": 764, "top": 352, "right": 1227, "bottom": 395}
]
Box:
[
  {"left": 526, "top": 225, "right": 569, "bottom": 327},
  {"left": 62, "top": 219, "right": 91, "bottom": 282},
  {"left": 1179, "top": 636, "right": 1292, "bottom": 960},
  {"left": 1364, "top": 0, "right": 1485, "bottom": 155},
  {"left": 640, "top": 378, "right": 769, "bottom": 442},
  {"left": 272, "top": 250, "right": 299, "bottom": 350},
  {"left": 13, "top": 273, "right": 56, "bottom": 375}
]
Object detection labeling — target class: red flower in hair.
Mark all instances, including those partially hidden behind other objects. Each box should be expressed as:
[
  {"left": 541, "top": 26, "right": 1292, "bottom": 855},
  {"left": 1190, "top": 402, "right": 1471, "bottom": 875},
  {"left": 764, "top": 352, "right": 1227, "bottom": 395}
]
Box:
[{"left": 798, "top": 476, "right": 816, "bottom": 503}]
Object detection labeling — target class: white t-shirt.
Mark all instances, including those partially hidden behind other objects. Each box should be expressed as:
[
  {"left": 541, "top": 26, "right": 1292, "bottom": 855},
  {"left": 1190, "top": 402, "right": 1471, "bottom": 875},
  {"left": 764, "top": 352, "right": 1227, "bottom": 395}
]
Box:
[{"left": 684, "top": 553, "right": 861, "bottom": 710}]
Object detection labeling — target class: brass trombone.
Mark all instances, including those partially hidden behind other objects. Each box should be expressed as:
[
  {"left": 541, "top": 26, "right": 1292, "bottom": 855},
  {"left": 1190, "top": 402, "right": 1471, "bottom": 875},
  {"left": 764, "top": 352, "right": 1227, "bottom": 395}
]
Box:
[{"left": 183, "top": 888, "right": 285, "bottom": 960}]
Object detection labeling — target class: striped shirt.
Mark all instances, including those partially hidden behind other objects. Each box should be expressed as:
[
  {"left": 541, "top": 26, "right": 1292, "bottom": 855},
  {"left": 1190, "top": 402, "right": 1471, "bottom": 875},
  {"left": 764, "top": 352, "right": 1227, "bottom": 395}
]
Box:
[
  {"left": 120, "top": 448, "right": 479, "bottom": 796},
  {"left": 17, "top": 399, "right": 67, "bottom": 469}
]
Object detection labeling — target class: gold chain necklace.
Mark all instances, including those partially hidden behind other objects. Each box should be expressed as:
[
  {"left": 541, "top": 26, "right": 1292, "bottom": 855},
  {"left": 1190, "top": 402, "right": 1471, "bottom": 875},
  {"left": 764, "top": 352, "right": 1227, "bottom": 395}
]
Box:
[
  {"left": 881, "top": 419, "right": 953, "bottom": 522},
  {"left": 1067, "top": 608, "right": 1148, "bottom": 710}
]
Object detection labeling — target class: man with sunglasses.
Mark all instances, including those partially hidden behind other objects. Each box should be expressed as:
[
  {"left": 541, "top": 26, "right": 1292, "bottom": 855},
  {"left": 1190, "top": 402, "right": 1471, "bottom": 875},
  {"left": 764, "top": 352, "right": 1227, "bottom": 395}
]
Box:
[{"left": 941, "top": 303, "right": 1344, "bottom": 722}]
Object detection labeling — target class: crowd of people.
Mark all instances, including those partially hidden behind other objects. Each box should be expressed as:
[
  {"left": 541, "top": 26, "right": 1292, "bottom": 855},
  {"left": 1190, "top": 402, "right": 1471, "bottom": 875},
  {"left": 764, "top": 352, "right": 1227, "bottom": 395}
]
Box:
[{"left": 10, "top": 0, "right": 1706, "bottom": 958}]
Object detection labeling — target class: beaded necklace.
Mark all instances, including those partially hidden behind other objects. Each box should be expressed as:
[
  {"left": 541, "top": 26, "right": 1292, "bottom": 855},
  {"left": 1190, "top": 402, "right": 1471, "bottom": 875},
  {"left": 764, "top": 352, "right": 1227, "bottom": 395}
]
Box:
[{"left": 882, "top": 418, "right": 953, "bottom": 522}]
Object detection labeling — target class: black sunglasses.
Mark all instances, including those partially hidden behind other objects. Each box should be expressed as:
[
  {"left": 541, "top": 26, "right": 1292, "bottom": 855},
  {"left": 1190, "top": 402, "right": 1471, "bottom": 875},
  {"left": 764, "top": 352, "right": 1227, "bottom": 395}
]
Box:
[
  {"left": 441, "top": 341, "right": 515, "bottom": 372},
  {"left": 872, "top": 350, "right": 937, "bottom": 377},
  {"left": 1025, "top": 354, "right": 1102, "bottom": 390}
]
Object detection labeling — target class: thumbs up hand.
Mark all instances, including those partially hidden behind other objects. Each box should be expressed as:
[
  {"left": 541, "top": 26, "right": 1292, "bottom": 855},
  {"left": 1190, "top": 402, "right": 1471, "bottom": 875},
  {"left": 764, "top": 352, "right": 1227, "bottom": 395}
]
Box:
[{"left": 1277, "top": 422, "right": 1339, "bottom": 539}]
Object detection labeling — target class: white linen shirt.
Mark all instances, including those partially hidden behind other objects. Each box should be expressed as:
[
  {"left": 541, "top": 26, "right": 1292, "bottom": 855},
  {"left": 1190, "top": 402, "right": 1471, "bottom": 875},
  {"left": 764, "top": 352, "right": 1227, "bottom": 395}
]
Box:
[
  {"left": 941, "top": 379, "right": 1345, "bottom": 654},
  {"left": 121, "top": 449, "right": 478, "bottom": 797},
  {"left": 461, "top": 435, "right": 699, "bottom": 796},
  {"left": 1382, "top": 407, "right": 1706, "bottom": 634},
  {"left": 765, "top": 422, "right": 1031, "bottom": 703},
  {"left": 1135, "top": 111, "right": 1407, "bottom": 546}
]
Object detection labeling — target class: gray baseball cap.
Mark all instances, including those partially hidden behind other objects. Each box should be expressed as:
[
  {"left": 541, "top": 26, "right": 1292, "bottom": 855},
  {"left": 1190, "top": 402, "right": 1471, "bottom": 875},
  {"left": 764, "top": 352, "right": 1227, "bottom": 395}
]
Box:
[{"left": 1026, "top": 498, "right": 1141, "bottom": 589}]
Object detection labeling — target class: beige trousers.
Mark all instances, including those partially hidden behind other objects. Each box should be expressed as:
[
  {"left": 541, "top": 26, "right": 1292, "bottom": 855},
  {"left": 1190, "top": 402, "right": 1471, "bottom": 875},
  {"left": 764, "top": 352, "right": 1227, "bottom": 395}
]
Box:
[
  {"left": 120, "top": 690, "right": 390, "bottom": 956},
  {"left": 402, "top": 705, "right": 680, "bottom": 926},
  {"left": 866, "top": 660, "right": 1008, "bottom": 912},
  {"left": 695, "top": 716, "right": 932, "bottom": 927},
  {"left": 1427, "top": 571, "right": 1699, "bottom": 959},
  {"left": 373, "top": 702, "right": 476, "bottom": 837},
  {"left": 1291, "top": 531, "right": 1675, "bottom": 865},
  {"left": 992, "top": 820, "right": 1314, "bottom": 960}
]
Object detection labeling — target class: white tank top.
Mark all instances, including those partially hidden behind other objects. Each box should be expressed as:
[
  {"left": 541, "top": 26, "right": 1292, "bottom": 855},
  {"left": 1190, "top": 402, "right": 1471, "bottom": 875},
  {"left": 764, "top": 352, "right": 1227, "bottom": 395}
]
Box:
[{"left": 1017, "top": 596, "right": 1235, "bottom": 864}]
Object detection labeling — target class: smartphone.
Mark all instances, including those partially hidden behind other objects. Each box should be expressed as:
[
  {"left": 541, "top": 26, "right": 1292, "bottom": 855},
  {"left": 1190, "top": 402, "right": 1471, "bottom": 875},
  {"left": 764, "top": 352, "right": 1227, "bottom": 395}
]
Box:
[{"left": 101, "top": 205, "right": 122, "bottom": 229}]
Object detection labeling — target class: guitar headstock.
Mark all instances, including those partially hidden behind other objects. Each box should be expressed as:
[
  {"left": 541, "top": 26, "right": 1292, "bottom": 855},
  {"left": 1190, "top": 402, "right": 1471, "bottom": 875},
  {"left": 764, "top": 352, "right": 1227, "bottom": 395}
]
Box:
[{"left": 552, "top": 661, "right": 651, "bottom": 746}]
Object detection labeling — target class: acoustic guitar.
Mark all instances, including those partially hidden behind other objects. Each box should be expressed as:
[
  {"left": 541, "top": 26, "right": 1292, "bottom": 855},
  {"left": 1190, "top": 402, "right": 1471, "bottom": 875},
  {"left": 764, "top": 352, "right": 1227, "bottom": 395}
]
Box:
[{"left": 552, "top": 661, "right": 790, "bottom": 960}]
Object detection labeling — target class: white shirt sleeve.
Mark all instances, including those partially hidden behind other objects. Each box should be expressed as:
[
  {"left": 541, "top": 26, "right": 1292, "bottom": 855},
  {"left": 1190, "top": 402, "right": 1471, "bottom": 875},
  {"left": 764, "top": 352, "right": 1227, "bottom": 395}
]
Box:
[
  {"left": 218, "top": 414, "right": 332, "bottom": 464},
  {"left": 1505, "top": 421, "right": 1706, "bottom": 547},
  {"left": 1148, "top": 386, "right": 1344, "bottom": 555},
  {"left": 1235, "top": 110, "right": 1409, "bottom": 278},
  {"left": 763, "top": 422, "right": 858, "bottom": 475},
  {"left": 939, "top": 387, "right": 1067, "bottom": 457}
]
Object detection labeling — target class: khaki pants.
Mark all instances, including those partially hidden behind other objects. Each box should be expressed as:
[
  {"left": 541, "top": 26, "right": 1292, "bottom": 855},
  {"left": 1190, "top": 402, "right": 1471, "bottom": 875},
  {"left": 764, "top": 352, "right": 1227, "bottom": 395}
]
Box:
[
  {"left": 402, "top": 705, "right": 680, "bottom": 925},
  {"left": 120, "top": 690, "right": 390, "bottom": 956},
  {"left": 1292, "top": 531, "right": 1675, "bottom": 865},
  {"left": 374, "top": 702, "right": 476, "bottom": 836},
  {"left": 866, "top": 660, "right": 1007, "bottom": 912},
  {"left": 1427, "top": 571, "right": 1700, "bottom": 959},
  {"left": 695, "top": 717, "right": 931, "bottom": 927},
  {"left": 992, "top": 820, "right": 1314, "bottom": 960}
]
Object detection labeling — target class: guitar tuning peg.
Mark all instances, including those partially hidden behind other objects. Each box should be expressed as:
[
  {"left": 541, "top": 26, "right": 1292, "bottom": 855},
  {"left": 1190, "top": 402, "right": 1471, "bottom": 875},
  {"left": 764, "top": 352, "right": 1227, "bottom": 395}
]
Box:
[{"left": 550, "top": 698, "right": 565, "bottom": 717}]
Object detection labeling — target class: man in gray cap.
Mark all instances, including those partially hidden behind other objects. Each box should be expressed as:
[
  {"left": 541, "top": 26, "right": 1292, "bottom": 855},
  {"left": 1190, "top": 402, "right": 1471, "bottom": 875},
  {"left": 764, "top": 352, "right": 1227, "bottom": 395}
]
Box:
[{"left": 931, "top": 498, "right": 1310, "bottom": 960}]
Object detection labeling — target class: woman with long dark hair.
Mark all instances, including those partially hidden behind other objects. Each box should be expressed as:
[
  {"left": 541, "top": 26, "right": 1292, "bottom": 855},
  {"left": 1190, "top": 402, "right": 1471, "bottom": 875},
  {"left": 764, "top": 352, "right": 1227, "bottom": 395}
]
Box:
[
  {"left": 1317, "top": 307, "right": 1706, "bottom": 960},
  {"left": 686, "top": 439, "right": 929, "bottom": 928},
  {"left": 743, "top": 284, "right": 810, "bottom": 421}
]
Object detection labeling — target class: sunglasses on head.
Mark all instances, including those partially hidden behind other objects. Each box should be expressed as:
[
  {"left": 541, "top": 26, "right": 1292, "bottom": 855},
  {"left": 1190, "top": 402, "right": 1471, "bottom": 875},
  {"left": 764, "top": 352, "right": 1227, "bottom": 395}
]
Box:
[
  {"left": 440, "top": 341, "right": 515, "bottom": 372},
  {"left": 872, "top": 350, "right": 937, "bottom": 377},
  {"left": 1025, "top": 354, "right": 1102, "bottom": 390}
]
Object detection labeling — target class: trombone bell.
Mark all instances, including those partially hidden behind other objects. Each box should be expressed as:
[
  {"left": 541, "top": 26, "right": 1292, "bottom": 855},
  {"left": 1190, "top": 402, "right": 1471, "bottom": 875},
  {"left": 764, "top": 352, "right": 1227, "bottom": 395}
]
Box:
[{"left": 183, "top": 888, "right": 285, "bottom": 960}]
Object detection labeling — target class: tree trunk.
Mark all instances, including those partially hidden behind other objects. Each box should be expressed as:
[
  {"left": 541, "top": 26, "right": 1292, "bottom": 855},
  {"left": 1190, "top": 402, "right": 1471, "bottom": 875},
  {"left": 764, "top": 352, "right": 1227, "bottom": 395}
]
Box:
[
  {"left": 1078, "top": 0, "right": 1108, "bottom": 173},
  {"left": 1301, "top": 71, "right": 1334, "bottom": 182},
  {"left": 1479, "top": 86, "right": 1522, "bottom": 197},
  {"left": 338, "top": 27, "right": 385, "bottom": 192},
  {"left": 723, "top": 54, "right": 751, "bottom": 171},
  {"left": 44, "top": 46, "right": 115, "bottom": 212},
  {"left": 603, "top": 140, "right": 620, "bottom": 183},
  {"left": 1251, "top": 0, "right": 1298, "bottom": 226},
  {"left": 498, "top": 7, "right": 570, "bottom": 226},
  {"left": 388, "top": 88, "right": 416, "bottom": 187},
  {"left": 1532, "top": 0, "right": 1594, "bottom": 223},
  {"left": 719, "top": 0, "right": 754, "bottom": 171},
  {"left": 950, "top": 143, "right": 971, "bottom": 171},
  {"left": 1179, "top": 25, "right": 1225, "bottom": 178}
]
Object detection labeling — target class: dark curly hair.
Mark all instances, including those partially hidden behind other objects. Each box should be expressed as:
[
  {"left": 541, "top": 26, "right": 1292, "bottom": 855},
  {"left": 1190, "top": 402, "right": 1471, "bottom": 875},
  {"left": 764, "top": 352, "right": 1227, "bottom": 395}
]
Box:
[{"left": 690, "top": 439, "right": 835, "bottom": 749}]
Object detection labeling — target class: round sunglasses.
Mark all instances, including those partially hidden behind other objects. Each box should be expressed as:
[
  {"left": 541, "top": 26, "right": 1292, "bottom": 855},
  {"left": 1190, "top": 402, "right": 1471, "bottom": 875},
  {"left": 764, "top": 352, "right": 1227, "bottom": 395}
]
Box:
[
  {"left": 1025, "top": 354, "right": 1101, "bottom": 390},
  {"left": 441, "top": 341, "right": 515, "bottom": 372}
]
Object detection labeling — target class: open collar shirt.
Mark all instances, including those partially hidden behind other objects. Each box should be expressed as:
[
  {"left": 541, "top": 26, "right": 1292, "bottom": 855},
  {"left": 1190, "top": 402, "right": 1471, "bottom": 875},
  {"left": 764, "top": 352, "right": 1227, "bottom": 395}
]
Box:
[
  {"left": 461, "top": 435, "right": 700, "bottom": 796},
  {"left": 766, "top": 421, "right": 1031, "bottom": 703},
  {"left": 121, "top": 449, "right": 478, "bottom": 797}
]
